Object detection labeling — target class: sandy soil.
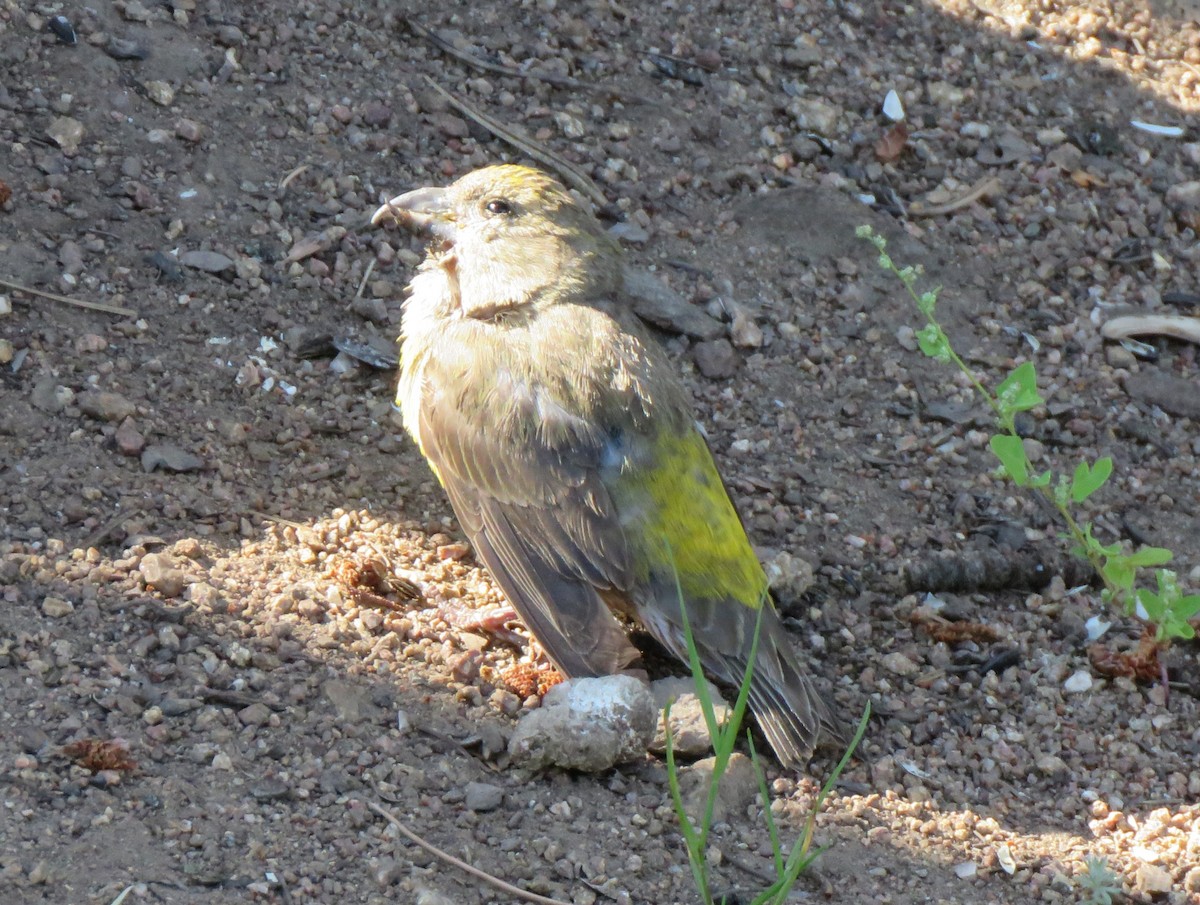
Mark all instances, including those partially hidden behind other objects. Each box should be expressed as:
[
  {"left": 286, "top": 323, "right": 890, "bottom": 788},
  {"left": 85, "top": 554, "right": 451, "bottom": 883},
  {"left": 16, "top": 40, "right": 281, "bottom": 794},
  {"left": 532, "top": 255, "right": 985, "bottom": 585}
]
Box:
[{"left": 2, "top": 0, "right": 1199, "bottom": 903}]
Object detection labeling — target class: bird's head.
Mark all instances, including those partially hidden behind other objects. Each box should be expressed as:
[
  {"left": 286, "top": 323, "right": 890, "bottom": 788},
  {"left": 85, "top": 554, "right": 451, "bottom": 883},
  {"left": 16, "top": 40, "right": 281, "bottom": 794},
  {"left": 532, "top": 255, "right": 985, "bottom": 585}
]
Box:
[{"left": 372, "top": 164, "right": 621, "bottom": 320}]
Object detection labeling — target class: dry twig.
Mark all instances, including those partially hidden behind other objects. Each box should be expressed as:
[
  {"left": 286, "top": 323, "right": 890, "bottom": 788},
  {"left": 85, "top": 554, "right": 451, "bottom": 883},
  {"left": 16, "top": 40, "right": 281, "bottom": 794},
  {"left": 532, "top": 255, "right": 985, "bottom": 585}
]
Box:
[
  {"left": 250, "top": 510, "right": 308, "bottom": 530},
  {"left": 406, "top": 18, "right": 644, "bottom": 104},
  {"left": 354, "top": 258, "right": 377, "bottom": 300},
  {"left": 0, "top": 276, "right": 137, "bottom": 317},
  {"left": 277, "top": 164, "right": 311, "bottom": 195},
  {"left": 422, "top": 77, "right": 608, "bottom": 209},
  {"left": 408, "top": 19, "right": 581, "bottom": 90},
  {"left": 368, "top": 801, "right": 574, "bottom": 905},
  {"left": 81, "top": 508, "right": 139, "bottom": 550},
  {"left": 909, "top": 177, "right": 1001, "bottom": 217},
  {"left": 1101, "top": 313, "right": 1200, "bottom": 346},
  {"left": 912, "top": 612, "right": 1002, "bottom": 644}
]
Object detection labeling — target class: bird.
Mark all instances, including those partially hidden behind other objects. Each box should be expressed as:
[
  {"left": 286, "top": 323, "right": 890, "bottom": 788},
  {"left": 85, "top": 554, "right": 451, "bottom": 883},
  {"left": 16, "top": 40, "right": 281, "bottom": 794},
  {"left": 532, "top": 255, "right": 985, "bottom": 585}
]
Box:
[{"left": 371, "top": 164, "right": 843, "bottom": 768}]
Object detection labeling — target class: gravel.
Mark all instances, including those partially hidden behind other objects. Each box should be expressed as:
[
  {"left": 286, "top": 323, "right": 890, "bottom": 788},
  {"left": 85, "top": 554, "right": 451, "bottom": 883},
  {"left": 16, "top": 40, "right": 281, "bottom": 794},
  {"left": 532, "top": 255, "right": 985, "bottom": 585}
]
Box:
[{"left": 1, "top": 0, "right": 1199, "bottom": 902}]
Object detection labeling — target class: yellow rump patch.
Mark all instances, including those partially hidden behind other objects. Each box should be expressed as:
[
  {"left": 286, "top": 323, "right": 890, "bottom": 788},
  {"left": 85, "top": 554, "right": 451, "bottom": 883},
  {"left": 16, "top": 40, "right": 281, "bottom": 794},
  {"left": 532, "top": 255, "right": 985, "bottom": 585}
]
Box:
[{"left": 615, "top": 429, "right": 768, "bottom": 609}]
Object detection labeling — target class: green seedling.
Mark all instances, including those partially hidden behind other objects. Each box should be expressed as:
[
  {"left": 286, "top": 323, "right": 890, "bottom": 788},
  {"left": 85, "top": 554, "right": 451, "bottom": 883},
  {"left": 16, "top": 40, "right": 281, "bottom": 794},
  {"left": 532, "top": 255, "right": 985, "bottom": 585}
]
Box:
[
  {"left": 664, "top": 569, "right": 869, "bottom": 904},
  {"left": 858, "top": 225, "right": 1200, "bottom": 643}
]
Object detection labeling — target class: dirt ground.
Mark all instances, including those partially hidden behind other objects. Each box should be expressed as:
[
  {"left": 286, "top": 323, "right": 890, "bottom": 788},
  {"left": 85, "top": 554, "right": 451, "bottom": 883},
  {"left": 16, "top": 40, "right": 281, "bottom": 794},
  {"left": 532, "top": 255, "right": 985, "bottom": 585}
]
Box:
[{"left": 2, "top": 0, "right": 1200, "bottom": 903}]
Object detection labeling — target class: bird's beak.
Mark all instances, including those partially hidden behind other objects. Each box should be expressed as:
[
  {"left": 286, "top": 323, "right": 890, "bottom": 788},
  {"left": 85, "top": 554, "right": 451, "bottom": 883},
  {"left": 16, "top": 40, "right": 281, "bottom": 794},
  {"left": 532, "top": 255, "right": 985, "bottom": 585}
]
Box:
[{"left": 370, "top": 186, "right": 455, "bottom": 238}]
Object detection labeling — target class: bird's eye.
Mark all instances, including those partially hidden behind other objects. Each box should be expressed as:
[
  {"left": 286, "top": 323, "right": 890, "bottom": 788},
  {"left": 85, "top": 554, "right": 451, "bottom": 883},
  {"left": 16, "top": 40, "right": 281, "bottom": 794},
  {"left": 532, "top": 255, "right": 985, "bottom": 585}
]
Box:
[{"left": 484, "top": 198, "right": 513, "bottom": 216}]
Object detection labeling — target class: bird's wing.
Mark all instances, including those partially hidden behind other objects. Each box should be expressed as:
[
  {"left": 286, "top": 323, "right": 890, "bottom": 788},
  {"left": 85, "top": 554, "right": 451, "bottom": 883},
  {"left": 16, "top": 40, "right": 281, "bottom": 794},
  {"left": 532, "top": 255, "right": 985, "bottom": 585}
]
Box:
[
  {"left": 644, "top": 592, "right": 832, "bottom": 768},
  {"left": 415, "top": 358, "right": 643, "bottom": 677},
  {"left": 606, "top": 426, "right": 837, "bottom": 765}
]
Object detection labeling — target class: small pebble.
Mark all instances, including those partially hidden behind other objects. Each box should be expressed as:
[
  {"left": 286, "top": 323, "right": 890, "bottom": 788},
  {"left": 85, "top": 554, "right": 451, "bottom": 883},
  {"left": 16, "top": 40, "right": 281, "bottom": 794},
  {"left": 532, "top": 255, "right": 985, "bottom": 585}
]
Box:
[
  {"left": 42, "top": 596, "right": 74, "bottom": 617},
  {"left": 692, "top": 339, "right": 738, "bottom": 379},
  {"left": 140, "top": 552, "right": 187, "bottom": 597},
  {"left": 1063, "top": 671, "right": 1094, "bottom": 694},
  {"left": 77, "top": 391, "right": 135, "bottom": 422},
  {"left": 464, "top": 781, "right": 505, "bottom": 812}
]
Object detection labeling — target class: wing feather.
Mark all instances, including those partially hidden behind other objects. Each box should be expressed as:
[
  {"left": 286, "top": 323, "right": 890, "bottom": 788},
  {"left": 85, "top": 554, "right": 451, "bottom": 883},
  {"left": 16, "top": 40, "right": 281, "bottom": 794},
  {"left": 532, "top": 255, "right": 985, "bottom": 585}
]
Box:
[
  {"left": 415, "top": 350, "right": 641, "bottom": 677},
  {"left": 640, "top": 596, "right": 830, "bottom": 767}
]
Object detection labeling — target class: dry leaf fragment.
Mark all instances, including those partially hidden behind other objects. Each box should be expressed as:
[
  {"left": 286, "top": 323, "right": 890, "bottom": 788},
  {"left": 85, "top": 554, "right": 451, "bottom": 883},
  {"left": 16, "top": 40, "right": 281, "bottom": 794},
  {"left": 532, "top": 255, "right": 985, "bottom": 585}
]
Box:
[
  {"left": 875, "top": 121, "right": 909, "bottom": 162},
  {"left": 501, "top": 663, "right": 563, "bottom": 698},
  {"left": 925, "top": 620, "right": 1001, "bottom": 644},
  {"left": 909, "top": 176, "right": 1001, "bottom": 217},
  {"left": 1088, "top": 635, "right": 1162, "bottom": 683},
  {"left": 284, "top": 235, "right": 326, "bottom": 264},
  {"left": 1070, "top": 169, "right": 1106, "bottom": 188},
  {"left": 328, "top": 555, "right": 423, "bottom": 602},
  {"left": 62, "top": 738, "right": 137, "bottom": 773}
]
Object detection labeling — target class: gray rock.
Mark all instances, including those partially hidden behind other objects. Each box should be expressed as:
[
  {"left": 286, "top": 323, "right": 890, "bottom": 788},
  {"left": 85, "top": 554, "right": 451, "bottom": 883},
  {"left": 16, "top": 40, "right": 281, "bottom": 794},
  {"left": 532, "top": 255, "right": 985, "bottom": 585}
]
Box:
[
  {"left": 1133, "top": 862, "right": 1171, "bottom": 896},
  {"left": 238, "top": 703, "right": 273, "bottom": 727},
  {"left": 120, "top": 0, "right": 152, "bottom": 22},
  {"left": 17, "top": 726, "right": 51, "bottom": 755},
  {"left": 1063, "top": 670, "right": 1093, "bottom": 694},
  {"left": 46, "top": 116, "right": 84, "bottom": 153},
  {"left": 414, "top": 887, "right": 458, "bottom": 905},
  {"left": 623, "top": 265, "right": 725, "bottom": 341},
  {"left": 608, "top": 221, "right": 650, "bottom": 244},
  {"left": 186, "top": 582, "right": 225, "bottom": 612},
  {"left": 1165, "top": 180, "right": 1200, "bottom": 214},
  {"left": 1105, "top": 344, "right": 1137, "bottom": 369},
  {"left": 649, "top": 676, "right": 728, "bottom": 757},
  {"left": 362, "top": 102, "right": 392, "bottom": 128},
  {"left": 175, "top": 119, "right": 203, "bottom": 143},
  {"left": 143, "top": 80, "right": 175, "bottom": 106},
  {"left": 463, "top": 781, "right": 504, "bottom": 812},
  {"left": 141, "top": 444, "right": 203, "bottom": 473},
  {"left": 103, "top": 37, "right": 149, "bottom": 60},
  {"left": 786, "top": 97, "right": 840, "bottom": 136},
  {"left": 1046, "top": 142, "right": 1083, "bottom": 171},
  {"left": 322, "top": 679, "right": 381, "bottom": 724},
  {"left": 31, "top": 377, "right": 73, "bottom": 413},
  {"left": 58, "top": 240, "right": 84, "bottom": 275},
  {"left": 159, "top": 697, "right": 201, "bottom": 716},
  {"left": 508, "top": 675, "right": 655, "bottom": 772},
  {"left": 1035, "top": 754, "right": 1069, "bottom": 777},
  {"left": 677, "top": 752, "right": 759, "bottom": 824},
  {"left": 783, "top": 43, "right": 822, "bottom": 69},
  {"left": 180, "top": 250, "right": 234, "bottom": 274},
  {"left": 372, "top": 856, "right": 403, "bottom": 887},
  {"left": 77, "top": 390, "right": 135, "bottom": 422},
  {"left": 42, "top": 596, "right": 75, "bottom": 617},
  {"left": 763, "top": 550, "right": 815, "bottom": 599},
  {"left": 214, "top": 25, "right": 245, "bottom": 46},
  {"left": 729, "top": 306, "right": 764, "bottom": 349},
  {"left": 1123, "top": 371, "right": 1200, "bottom": 420},
  {"left": 319, "top": 768, "right": 352, "bottom": 794},
  {"left": 693, "top": 338, "right": 739, "bottom": 379},
  {"left": 115, "top": 418, "right": 146, "bottom": 455},
  {"left": 350, "top": 295, "right": 389, "bottom": 325},
  {"left": 140, "top": 552, "right": 187, "bottom": 597},
  {"left": 880, "top": 652, "right": 919, "bottom": 677}
]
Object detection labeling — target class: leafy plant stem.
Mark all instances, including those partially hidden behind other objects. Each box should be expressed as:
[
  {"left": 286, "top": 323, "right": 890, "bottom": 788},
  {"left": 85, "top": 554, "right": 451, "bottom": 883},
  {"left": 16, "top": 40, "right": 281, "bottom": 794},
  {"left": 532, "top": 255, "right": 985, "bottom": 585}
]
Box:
[{"left": 857, "top": 225, "right": 1200, "bottom": 643}]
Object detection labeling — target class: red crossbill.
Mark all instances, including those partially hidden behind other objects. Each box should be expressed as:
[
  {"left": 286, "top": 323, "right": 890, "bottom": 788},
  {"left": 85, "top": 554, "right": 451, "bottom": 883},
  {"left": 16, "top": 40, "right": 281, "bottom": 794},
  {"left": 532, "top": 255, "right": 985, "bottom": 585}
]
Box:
[{"left": 372, "top": 164, "right": 842, "bottom": 767}]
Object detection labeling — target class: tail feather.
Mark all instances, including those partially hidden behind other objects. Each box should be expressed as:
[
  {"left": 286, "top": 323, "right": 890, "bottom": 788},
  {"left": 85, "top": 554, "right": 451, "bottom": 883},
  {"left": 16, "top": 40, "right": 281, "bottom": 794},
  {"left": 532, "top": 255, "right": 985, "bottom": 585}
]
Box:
[
  {"left": 747, "top": 645, "right": 845, "bottom": 769},
  {"left": 717, "top": 618, "right": 845, "bottom": 769},
  {"left": 641, "top": 586, "right": 847, "bottom": 769},
  {"left": 746, "top": 683, "right": 813, "bottom": 769}
]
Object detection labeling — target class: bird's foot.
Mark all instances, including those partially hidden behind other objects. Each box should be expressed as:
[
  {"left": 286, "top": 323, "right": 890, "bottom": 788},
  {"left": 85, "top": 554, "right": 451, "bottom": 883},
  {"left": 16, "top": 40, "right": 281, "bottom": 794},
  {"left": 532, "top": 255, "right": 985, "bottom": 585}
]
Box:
[{"left": 434, "top": 600, "right": 525, "bottom": 646}]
